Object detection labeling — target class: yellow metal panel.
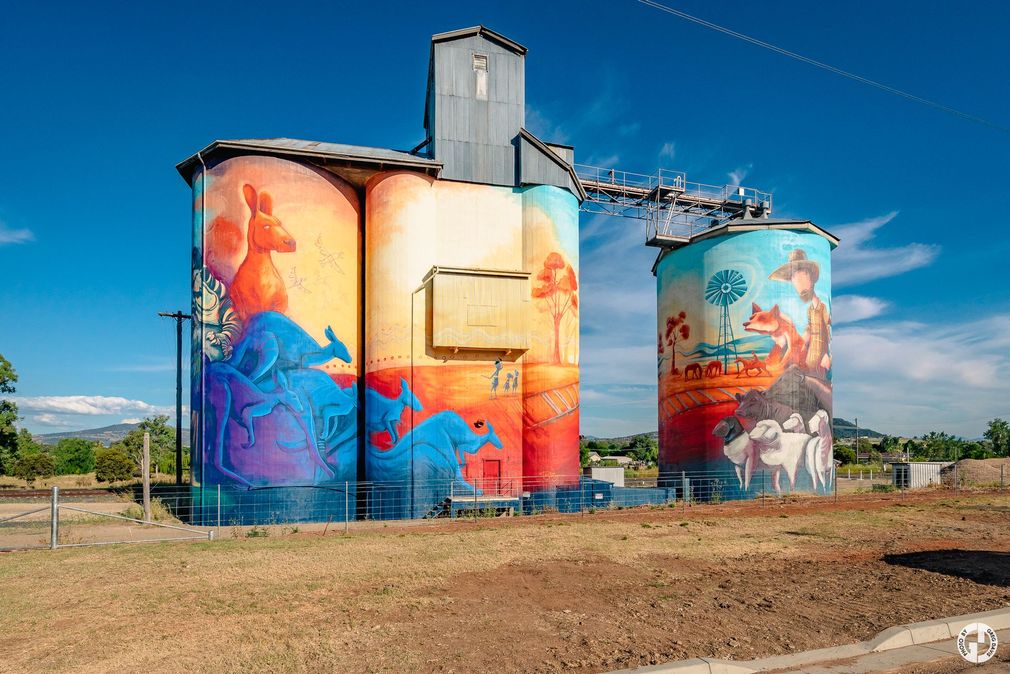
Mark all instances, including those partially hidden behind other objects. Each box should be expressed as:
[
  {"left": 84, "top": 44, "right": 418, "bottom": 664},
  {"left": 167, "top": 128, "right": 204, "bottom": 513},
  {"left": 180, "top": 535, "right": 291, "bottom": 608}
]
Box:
[{"left": 432, "top": 269, "right": 529, "bottom": 351}]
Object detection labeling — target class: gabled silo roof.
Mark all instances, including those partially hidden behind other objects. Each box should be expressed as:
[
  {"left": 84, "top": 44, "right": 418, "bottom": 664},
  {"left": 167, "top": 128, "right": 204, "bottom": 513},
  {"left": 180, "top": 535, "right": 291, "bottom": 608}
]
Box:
[
  {"left": 176, "top": 138, "right": 441, "bottom": 184},
  {"left": 430, "top": 25, "right": 527, "bottom": 54}
]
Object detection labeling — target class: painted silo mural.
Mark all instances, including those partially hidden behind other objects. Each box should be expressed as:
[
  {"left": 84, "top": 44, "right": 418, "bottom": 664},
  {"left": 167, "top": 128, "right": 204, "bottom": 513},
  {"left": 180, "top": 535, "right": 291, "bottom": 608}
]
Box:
[
  {"left": 656, "top": 229, "right": 833, "bottom": 497},
  {"left": 363, "top": 176, "right": 579, "bottom": 517},
  {"left": 520, "top": 185, "right": 581, "bottom": 496},
  {"left": 191, "top": 155, "right": 361, "bottom": 521}
]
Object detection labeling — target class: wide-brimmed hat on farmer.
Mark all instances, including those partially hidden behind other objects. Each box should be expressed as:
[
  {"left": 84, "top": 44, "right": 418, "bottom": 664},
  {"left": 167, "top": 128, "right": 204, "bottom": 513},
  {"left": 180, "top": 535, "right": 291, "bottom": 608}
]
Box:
[{"left": 769, "top": 248, "right": 820, "bottom": 283}]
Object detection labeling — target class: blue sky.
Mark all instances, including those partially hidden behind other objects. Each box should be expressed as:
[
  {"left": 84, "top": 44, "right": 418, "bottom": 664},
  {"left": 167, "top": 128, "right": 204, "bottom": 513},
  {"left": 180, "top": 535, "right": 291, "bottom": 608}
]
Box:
[{"left": 3, "top": 1, "right": 1009, "bottom": 439}]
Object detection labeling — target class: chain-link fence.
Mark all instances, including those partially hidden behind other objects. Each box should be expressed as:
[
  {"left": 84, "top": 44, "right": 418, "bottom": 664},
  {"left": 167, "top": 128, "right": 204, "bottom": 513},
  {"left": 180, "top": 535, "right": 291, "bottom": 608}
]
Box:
[{"left": 1, "top": 463, "right": 1006, "bottom": 551}]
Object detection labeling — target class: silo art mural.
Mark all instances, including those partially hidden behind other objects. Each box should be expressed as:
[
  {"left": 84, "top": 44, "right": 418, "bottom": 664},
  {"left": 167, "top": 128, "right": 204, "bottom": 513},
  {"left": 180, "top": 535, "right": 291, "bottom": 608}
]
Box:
[
  {"left": 191, "top": 156, "right": 361, "bottom": 522},
  {"left": 656, "top": 229, "right": 833, "bottom": 497}
]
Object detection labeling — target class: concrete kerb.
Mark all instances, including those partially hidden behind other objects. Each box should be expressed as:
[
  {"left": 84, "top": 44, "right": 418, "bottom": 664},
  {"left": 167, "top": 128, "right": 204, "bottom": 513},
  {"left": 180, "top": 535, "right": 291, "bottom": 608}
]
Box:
[{"left": 610, "top": 606, "right": 1010, "bottom": 674}]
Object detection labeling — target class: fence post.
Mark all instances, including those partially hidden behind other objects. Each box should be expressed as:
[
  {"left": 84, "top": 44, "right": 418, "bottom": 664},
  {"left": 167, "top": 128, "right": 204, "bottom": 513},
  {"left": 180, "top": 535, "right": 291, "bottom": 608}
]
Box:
[
  {"left": 142, "top": 432, "right": 152, "bottom": 523},
  {"left": 344, "top": 481, "right": 349, "bottom": 535},
  {"left": 870, "top": 469, "right": 873, "bottom": 481},
  {"left": 216, "top": 484, "right": 221, "bottom": 533},
  {"left": 49, "top": 485, "right": 59, "bottom": 550},
  {"left": 473, "top": 481, "right": 478, "bottom": 522},
  {"left": 1002, "top": 465, "right": 1005, "bottom": 492}
]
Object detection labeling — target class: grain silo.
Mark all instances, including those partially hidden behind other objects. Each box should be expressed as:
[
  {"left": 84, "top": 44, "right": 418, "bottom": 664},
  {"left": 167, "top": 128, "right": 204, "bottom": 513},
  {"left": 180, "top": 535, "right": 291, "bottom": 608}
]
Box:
[
  {"left": 177, "top": 26, "right": 585, "bottom": 523},
  {"left": 653, "top": 219, "right": 837, "bottom": 498}
]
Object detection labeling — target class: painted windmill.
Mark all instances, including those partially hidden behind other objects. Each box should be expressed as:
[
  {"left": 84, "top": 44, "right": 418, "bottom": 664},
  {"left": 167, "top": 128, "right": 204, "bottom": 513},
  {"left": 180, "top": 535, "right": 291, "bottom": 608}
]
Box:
[{"left": 704, "top": 269, "right": 747, "bottom": 372}]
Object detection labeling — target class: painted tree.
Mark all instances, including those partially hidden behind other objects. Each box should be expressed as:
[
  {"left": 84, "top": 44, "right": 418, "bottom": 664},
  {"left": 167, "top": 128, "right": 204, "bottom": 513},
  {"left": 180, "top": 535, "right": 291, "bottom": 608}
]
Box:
[
  {"left": 665, "top": 311, "right": 690, "bottom": 374},
  {"left": 532, "top": 252, "right": 578, "bottom": 363}
]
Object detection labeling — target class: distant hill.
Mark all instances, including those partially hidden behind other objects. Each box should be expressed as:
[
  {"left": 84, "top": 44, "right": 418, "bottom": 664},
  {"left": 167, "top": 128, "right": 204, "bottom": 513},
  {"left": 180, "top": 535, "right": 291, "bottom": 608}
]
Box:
[
  {"left": 34, "top": 423, "right": 188, "bottom": 447},
  {"left": 832, "top": 418, "right": 885, "bottom": 440},
  {"left": 582, "top": 431, "right": 658, "bottom": 449},
  {"left": 586, "top": 419, "right": 885, "bottom": 448}
]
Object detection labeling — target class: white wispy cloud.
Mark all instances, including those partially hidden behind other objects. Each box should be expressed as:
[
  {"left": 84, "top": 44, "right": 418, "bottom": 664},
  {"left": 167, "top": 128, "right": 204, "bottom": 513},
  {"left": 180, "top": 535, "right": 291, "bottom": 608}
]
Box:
[
  {"left": 15, "top": 395, "right": 173, "bottom": 417},
  {"left": 525, "top": 105, "right": 570, "bottom": 144},
  {"left": 658, "top": 141, "right": 676, "bottom": 161},
  {"left": 833, "top": 314, "right": 1010, "bottom": 437},
  {"left": 832, "top": 295, "right": 890, "bottom": 324},
  {"left": 33, "top": 413, "right": 76, "bottom": 427},
  {"left": 618, "top": 121, "right": 641, "bottom": 136},
  {"left": 527, "top": 74, "right": 628, "bottom": 165},
  {"left": 0, "top": 221, "right": 34, "bottom": 245},
  {"left": 120, "top": 417, "right": 143, "bottom": 424},
  {"left": 584, "top": 153, "right": 620, "bottom": 168},
  {"left": 727, "top": 164, "right": 753, "bottom": 186},
  {"left": 831, "top": 211, "right": 940, "bottom": 286}
]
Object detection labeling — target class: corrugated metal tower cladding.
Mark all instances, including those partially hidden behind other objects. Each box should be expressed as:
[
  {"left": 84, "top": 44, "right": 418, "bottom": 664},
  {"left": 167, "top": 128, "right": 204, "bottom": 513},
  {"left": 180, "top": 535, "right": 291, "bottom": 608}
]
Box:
[
  {"left": 426, "top": 28, "right": 525, "bottom": 185},
  {"left": 179, "top": 26, "right": 586, "bottom": 522},
  {"left": 424, "top": 26, "right": 583, "bottom": 195}
]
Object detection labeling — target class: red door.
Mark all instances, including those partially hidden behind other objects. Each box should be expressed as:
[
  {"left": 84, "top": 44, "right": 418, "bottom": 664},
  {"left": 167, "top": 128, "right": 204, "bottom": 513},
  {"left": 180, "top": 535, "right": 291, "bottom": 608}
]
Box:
[{"left": 482, "top": 460, "right": 501, "bottom": 495}]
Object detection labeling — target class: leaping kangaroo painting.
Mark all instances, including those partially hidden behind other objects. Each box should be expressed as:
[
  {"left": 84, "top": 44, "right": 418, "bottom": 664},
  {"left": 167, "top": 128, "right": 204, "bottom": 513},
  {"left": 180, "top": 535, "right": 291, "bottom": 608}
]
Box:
[{"left": 230, "top": 184, "right": 296, "bottom": 321}]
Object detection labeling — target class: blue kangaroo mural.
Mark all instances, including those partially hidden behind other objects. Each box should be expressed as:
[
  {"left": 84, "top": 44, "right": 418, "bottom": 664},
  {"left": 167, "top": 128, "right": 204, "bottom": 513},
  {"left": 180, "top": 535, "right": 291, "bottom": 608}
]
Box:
[
  {"left": 365, "top": 409, "right": 503, "bottom": 518},
  {"left": 364, "top": 377, "right": 422, "bottom": 444},
  {"left": 366, "top": 412, "right": 503, "bottom": 493},
  {"left": 230, "top": 311, "right": 352, "bottom": 384},
  {"left": 204, "top": 361, "right": 330, "bottom": 486},
  {"left": 204, "top": 310, "right": 356, "bottom": 487},
  {"left": 363, "top": 377, "right": 509, "bottom": 518}
]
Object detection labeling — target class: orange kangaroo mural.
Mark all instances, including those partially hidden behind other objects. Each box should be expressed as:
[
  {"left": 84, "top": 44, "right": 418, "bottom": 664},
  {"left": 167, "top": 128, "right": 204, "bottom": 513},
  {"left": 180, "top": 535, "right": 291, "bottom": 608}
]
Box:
[{"left": 230, "top": 184, "right": 296, "bottom": 322}]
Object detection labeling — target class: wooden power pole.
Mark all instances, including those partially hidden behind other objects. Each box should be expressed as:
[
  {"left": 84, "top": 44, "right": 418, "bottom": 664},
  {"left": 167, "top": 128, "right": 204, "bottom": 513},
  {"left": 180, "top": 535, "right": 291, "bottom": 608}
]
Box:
[
  {"left": 142, "top": 431, "right": 151, "bottom": 523},
  {"left": 158, "top": 311, "right": 191, "bottom": 485}
]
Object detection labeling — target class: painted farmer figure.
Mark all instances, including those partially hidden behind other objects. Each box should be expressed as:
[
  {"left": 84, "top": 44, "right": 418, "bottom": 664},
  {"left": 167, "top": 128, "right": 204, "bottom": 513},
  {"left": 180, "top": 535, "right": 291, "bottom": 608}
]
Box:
[{"left": 770, "top": 249, "right": 831, "bottom": 378}]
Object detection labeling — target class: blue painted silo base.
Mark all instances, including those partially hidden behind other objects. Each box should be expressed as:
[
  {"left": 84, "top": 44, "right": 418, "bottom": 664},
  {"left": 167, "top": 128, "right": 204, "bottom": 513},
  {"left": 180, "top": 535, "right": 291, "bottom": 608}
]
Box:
[{"left": 188, "top": 484, "right": 358, "bottom": 526}]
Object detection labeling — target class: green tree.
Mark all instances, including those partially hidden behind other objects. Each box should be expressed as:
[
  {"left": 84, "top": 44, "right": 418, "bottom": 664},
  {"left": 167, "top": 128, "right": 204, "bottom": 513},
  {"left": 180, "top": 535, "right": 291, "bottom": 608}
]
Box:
[
  {"left": 11, "top": 452, "right": 55, "bottom": 487},
  {"left": 580, "top": 444, "right": 590, "bottom": 468},
  {"left": 52, "top": 438, "right": 97, "bottom": 475},
  {"left": 919, "top": 431, "right": 964, "bottom": 461},
  {"left": 2, "top": 427, "right": 35, "bottom": 476},
  {"left": 112, "top": 415, "right": 174, "bottom": 472},
  {"left": 0, "top": 354, "right": 18, "bottom": 475},
  {"left": 586, "top": 440, "right": 603, "bottom": 450},
  {"left": 878, "top": 435, "right": 900, "bottom": 454},
  {"left": 854, "top": 437, "right": 875, "bottom": 455},
  {"left": 627, "top": 435, "right": 658, "bottom": 465},
  {"left": 984, "top": 418, "right": 1010, "bottom": 457},
  {"left": 961, "top": 441, "right": 993, "bottom": 460},
  {"left": 95, "top": 447, "right": 135, "bottom": 483},
  {"left": 833, "top": 443, "right": 856, "bottom": 465}
]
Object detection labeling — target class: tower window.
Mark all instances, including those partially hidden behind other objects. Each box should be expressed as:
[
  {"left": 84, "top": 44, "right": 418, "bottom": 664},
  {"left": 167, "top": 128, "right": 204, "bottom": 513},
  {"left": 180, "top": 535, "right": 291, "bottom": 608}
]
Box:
[{"left": 473, "top": 53, "right": 488, "bottom": 100}]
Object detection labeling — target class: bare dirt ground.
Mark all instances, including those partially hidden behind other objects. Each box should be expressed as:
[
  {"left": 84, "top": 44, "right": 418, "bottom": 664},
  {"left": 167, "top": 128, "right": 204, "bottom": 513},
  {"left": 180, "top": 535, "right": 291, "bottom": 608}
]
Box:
[{"left": 0, "top": 490, "right": 1008, "bottom": 674}]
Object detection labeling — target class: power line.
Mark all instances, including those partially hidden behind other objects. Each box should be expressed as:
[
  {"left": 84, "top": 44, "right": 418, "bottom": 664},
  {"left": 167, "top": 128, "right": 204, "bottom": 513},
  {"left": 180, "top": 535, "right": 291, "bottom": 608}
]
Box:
[{"left": 638, "top": 0, "right": 1010, "bottom": 136}]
